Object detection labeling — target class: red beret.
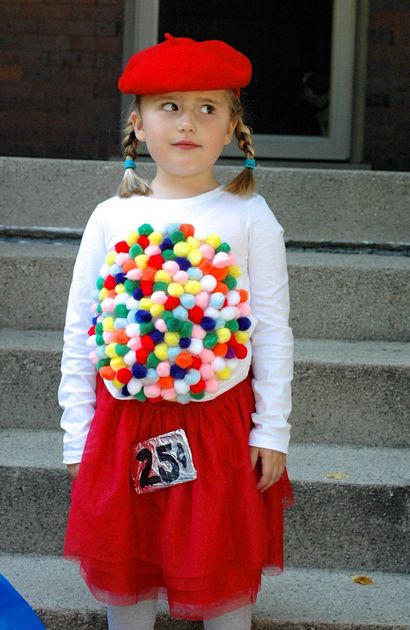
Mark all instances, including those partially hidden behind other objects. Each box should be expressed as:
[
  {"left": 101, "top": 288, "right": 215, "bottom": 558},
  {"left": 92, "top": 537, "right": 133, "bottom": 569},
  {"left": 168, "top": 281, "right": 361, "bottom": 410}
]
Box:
[{"left": 118, "top": 33, "right": 252, "bottom": 95}]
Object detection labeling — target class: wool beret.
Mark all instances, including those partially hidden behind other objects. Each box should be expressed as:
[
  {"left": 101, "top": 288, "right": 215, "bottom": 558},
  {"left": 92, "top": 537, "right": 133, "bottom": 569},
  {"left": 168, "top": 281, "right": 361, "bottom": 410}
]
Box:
[{"left": 118, "top": 33, "right": 252, "bottom": 95}]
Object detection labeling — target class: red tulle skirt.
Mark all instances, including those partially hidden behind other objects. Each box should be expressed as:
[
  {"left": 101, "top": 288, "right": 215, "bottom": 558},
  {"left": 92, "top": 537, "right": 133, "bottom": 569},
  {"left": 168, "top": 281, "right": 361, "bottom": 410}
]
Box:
[{"left": 64, "top": 372, "right": 293, "bottom": 621}]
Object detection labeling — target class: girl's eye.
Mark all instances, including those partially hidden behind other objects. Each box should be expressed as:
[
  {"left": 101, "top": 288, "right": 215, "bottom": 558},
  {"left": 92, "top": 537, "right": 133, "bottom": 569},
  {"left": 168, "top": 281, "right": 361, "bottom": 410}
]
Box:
[
  {"left": 162, "top": 102, "right": 178, "bottom": 112},
  {"left": 200, "top": 104, "right": 215, "bottom": 114}
]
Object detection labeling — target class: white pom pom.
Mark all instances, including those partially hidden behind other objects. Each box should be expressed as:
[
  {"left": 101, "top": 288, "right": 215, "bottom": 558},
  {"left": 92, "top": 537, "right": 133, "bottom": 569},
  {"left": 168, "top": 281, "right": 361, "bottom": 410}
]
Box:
[
  {"left": 127, "top": 378, "right": 142, "bottom": 396},
  {"left": 100, "top": 263, "right": 110, "bottom": 277},
  {"left": 212, "top": 357, "right": 226, "bottom": 372},
  {"left": 226, "top": 290, "right": 240, "bottom": 306},
  {"left": 115, "top": 293, "right": 129, "bottom": 305},
  {"left": 204, "top": 307, "right": 220, "bottom": 319},
  {"left": 126, "top": 323, "right": 140, "bottom": 337},
  {"left": 124, "top": 350, "right": 136, "bottom": 366},
  {"left": 86, "top": 335, "right": 96, "bottom": 347},
  {"left": 189, "top": 338, "right": 204, "bottom": 355},
  {"left": 174, "top": 380, "right": 190, "bottom": 395},
  {"left": 220, "top": 306, "right": 237, "bottom": 321},
  {"left": 126, "top": 297, "right": 140, "bottom": 310},
  {"left": 200, "top": 274, "right": 217, "bottom": 292}
]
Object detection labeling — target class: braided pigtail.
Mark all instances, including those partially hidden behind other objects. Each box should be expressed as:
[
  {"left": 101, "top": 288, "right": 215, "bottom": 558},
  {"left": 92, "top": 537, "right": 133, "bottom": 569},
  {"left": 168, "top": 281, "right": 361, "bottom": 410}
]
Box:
[
  {"left": 224, "top": 116, "right": 256, "bottom": 196},
  {"left": 117, "top": 99, "right": 151, "bottom": 198}
]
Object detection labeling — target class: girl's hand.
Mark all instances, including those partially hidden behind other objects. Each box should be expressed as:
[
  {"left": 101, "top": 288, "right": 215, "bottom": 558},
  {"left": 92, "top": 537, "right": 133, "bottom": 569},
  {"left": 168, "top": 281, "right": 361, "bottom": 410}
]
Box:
[
  {"left": 66, "top": 463, "right": 80, "bottom": 480},
  {"left": 249, "top": 447, "right": 286, "bottom": 493}
]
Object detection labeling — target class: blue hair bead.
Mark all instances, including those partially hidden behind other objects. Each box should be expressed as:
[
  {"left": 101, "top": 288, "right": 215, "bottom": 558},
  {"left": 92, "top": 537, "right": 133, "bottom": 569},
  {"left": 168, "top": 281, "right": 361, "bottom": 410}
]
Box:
[
  {"left": 124, "top": 158, "right": 136, "bottom": 170},
  {"left": 244, "top": 158, "right": 256, "bottom": 169}
]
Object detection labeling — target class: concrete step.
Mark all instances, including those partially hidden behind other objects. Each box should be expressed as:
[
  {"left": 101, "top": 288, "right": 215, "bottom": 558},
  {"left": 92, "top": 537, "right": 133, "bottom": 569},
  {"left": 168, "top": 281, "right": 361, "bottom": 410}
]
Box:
[
  {"left": 1, "top": 330, "right": 409, "bottom": 448},
  {"left": 1, "top": 156, "right": 409, "bottom": 246},
  {"left": 1, "top": 430, "right": 408, "bottom": 573},
  {"left": 1, "top": 555, "right": 409, "bottom": 629},
  {"left": 2, "top": 239, "right": 410, "bottom": 340}
]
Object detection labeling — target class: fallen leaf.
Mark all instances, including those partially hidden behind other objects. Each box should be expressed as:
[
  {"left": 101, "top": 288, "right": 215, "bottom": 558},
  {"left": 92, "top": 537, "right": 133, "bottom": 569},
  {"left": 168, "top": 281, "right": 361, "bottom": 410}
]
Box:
[
  {"left": 351, "top": 575, "right": 374, "bottom": 585},
  {"left": 325, "top": 471, "right": 350, "bottom": 480}
]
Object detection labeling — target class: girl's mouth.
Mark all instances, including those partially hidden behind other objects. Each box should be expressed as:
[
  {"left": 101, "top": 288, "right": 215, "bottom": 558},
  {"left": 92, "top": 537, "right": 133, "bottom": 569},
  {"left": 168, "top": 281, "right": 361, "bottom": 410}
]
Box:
[{"left": 173, "top": 141, "right": 201, "bottom": 150}]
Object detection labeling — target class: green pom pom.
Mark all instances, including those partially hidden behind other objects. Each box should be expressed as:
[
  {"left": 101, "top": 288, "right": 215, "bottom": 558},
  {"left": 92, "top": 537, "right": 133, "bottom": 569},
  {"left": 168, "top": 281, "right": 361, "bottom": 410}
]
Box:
[
  {"left": 190, "top": 391, "right": 205, "bottom": 400},
  {"left": 115, "top": 344, "right": 129, "bottom": 356},
  {"left": 138, "top": 223, "right": 154, "bottom": 236},
  {"left": 170, "top": 230, "right": 185, "bottom": 244},
  {"left": 153, "top": 281, "right": 168, "bottom": 291},
  {"left": 96, "top": 304, "right": 102, "bottom": 314},
  {"left": 167, "top": 317, "right": 181, "bottom": 332},
  {"left": 96, "top": 334, "right": 105, "bottom": 346},
  {"left": 180, "top": 321, "right": 193, "bottom": 337},
  {"left": 95, "top": 322, "right": 103, "bottom": 334},
  {"left": 129, "top": 243, "right": 143, "bottom": 258},
  {"left": 224, "top": 275, "right": 237, "bottom": 290},
  {"left": 114, "top": 304, "right": 128, "bottom": 318},
  {"left": 225, "top": 319, "right": 239, "bottom": 332},
  {"left": 147, "top": 352, "right": 160, "bottom": 368},
  {"left": 204, "top": 332, "right": 218, "bottom": 349},
  {"left": 162, "top": 310, "right": 172, "bottom": 321},
  {"left": 162, "top": 249, "right": 176, "bottom": 261},
  {"left": 134, "top": 391, "right": 146, "bottom": 401},
  {"left": 97, "top": 358, "right": 110, "bottom": 369},
  {"left": 96, "top": 277, "right": 104, "bottom": 290},
  {"left": 215, "top": 242, "right": 231, "bottom": 253},
  {"left": 124, "top": 279, "right": 139, "bottom": 292},
  {"left": 140, "top": 322, "right": 154, "bottom": 335}
]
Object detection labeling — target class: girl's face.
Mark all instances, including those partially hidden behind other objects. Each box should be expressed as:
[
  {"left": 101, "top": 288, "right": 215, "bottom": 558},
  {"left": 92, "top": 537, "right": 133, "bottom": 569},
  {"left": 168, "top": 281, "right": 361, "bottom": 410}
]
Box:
[{"left": 131, "top": 90, "right": 236, "bottom": 184}]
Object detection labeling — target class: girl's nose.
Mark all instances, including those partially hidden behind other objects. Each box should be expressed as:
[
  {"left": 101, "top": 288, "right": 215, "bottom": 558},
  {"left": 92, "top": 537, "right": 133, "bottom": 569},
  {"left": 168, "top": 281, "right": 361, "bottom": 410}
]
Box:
[{"left": 177, "top": 114, "right": 196, "bottom": 133}]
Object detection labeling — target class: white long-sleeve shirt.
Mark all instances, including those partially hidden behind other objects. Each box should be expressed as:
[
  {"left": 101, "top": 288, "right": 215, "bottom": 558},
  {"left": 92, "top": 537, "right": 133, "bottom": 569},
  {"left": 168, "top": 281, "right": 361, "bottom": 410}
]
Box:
[{"left": 59, "top": 186, "right": 293, "bottom": 464}]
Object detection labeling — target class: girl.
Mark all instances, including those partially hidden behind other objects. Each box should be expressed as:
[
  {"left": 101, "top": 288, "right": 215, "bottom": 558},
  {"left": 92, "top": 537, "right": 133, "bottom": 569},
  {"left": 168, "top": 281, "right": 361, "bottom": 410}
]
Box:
[{"left": 60, "top": 34, "right": 294, "bottom": 630}]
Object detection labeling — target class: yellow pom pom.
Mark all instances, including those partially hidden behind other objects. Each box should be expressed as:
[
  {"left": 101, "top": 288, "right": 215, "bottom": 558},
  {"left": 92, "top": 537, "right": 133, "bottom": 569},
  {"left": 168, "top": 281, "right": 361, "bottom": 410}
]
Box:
[
  {"left": 155, "top": 269, "right": 172, "bottom": 283},
  {"left": 206, "top": 233, "right": 221, "bottom": 248},
  {"left": 102, "top": 317, "right": 114, "bottom": 331},
  {"left": 164, "top": 332, "right": 179, "bottom": 346},
  {"left": 112, "top": 378, "right": 123, "bottom": 389},
  {"left": 139, "top": 297, "right": 152, "bottom": 310},
  {"left": 174, "top": 241, "right": 190, "bottom": 257},
  {"left": 148, "top": 231, "right": 163, "bottom": 245},
  {"left": 99, "top": 288, "right": 109, "bottom": 301},
  {"left": 228, "top": 264, "right": 241, "bottom": 278},
  {"left": 216, "top": 328, "right": 231, "bottom": 343},
  {"left": 216, "top": 365, "right": 231, "bottom": 380},
  {"left": 188, "top": 249, "right": 202, "bottom": 265},
  {"left": 135, "top": 254, "right": 148, "bottom": 269},
  {"left": 187, "top": 236, "right": 200, "bottom": 249},
  {"left": 154, "top": 343, "right": 168, "bottom": 360},
  {"left": 168, "top": 282, "right": 184, "bottom": 297},
  {"left": 150, "top": 303, "right": 164, "bottom": 317},
  {"left": 105, "top": 251, "right": 116, "bottom": 266},
  {"left": 105, "top": 342, "right": 117, "bottom": 358},
  {"left": 235, "top": 331, "right": 249, "bottom": 344},
  {"left": 184, "top": 280, "right": 201, "bottom": 295},
  {"left": 115, "top": 284, "right": 126, "bottom": 294},
  {"left": 110, "top": 356, "right": 126, "bottom": 371},
  {"left": 126, "top": 232, "right": 139, "bottom": 246}
]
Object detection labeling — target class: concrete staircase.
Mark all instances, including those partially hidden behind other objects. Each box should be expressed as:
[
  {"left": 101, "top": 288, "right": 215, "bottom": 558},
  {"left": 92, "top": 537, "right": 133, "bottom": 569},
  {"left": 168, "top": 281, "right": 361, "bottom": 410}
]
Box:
[{"left": 0, "top": 156, "right": 409, "bottom": 629}]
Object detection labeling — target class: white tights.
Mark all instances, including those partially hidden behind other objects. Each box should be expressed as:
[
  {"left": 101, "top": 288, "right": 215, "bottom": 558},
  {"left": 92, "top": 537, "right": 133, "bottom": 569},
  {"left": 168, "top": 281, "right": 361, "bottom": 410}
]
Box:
[{"left": 106, "top": 601, "right": 252, "bottom": 629}]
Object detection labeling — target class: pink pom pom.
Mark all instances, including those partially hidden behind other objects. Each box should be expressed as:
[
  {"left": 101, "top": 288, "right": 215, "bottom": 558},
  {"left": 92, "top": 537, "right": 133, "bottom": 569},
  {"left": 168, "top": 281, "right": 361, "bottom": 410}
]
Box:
[
  {"left": 192, "top": 324, "right": 206, "bottom": 339},
  {"left": 128, "top": 337, "right": 142, "bottom": 351},
  {"left": 155, "top": 318, "right": 167, "bottom": 333},
  {"left": 237, "top": 302, "right": 251, "bottom": 316},
  {"left": 144, "top": 384, "right": 161, "bottom": 398},
  {"left": 88, "top": 350, "right": 98, "bottom": 363},
  {"left": 212, "top": 252, "right": 230, "bottom": 268},
  {"left": 163, "top": 260, "right": 179, "bottom": 274},
  {"left": 151, "top": 290, "right": 167, "bottom": 304},
  {"left": 173, "top": 270, "right": 189, "bottom": 284},
  {"left": 205, "top": 378, "right": 219, "bottom": 393},
  {"left": 200, "top": 363, "right": 214, "bottom": 380},
  {"left": 199, "top": 243, "right": 214, "bottom": 259},
  {"left": 199, "top": 348, "right": 215, "bottom": 363},
  {"left": 162, "top": 387, "right": 176, "bottom": 400},
  {"left": 127, "top": 268, "right": 142, "bottom": 280},
  {"left": 116, "top": 252, "right": 130, "bottom": 266},
  {"left": 195, "top": 291, "right": 210, "bottom": 309},
  {"left": 145, "top": 245, "right": 161, "bottom": 256},
  {"left": 157, "top": 361, "right": 170, "bottom": 377},
  {"left": 101, "top": 298, "right": 115, "bottom": 313}
]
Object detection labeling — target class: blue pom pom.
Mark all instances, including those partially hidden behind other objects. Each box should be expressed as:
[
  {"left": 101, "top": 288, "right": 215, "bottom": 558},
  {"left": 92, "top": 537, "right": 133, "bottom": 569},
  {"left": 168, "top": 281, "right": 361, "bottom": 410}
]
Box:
[
  {"left": 150, "top": 329, "right": 164, "bottom": 343},
  {"left": 175, "top": 257, "right": 190, "bottom": 271},
  {"left": 185, "top": 369, "right": 201, "bottom": 385},
  {"left": 168, "top": 346, "right": 181, "bottom": 361},
  {"left": 180, "top": 293, "right": 195, "bottom": 309},
  {"left": 160, "top": 237, "right": 174, "bottom": 251},
  {"left": 133, "top": 287, "right": 143, "bottom": 300},
  {"left": 170, "top": 364, "right": 186, "bottom": 379},
  {"left": 238, "top": 317, "right": 251, "bottom": 330},
  {"left": 166, "top": 222, "right": 181, "bottom": 234},
  {"left": 92, "top": 315, "right": 98, "bottom": 324},
  {"left": 200, "top": 316, "right": 216, "bottom": 331},
  {"left": 179, "top": 337, "right": 191, "bottom": 348},
  {"left": 121, "top": 385, "right": 130, "bottom": 397},
  {"left": 135, "top": 309, "right": 152, "bottom": 323},
  {"left": 132, "top": 363, "right": 147, "bottom": 378},
  {"left": 114, "top": 272, "right": 127, "bottom": 284},
  {"left": 187, "top": 267, "right": 203, "bottom": 280}
]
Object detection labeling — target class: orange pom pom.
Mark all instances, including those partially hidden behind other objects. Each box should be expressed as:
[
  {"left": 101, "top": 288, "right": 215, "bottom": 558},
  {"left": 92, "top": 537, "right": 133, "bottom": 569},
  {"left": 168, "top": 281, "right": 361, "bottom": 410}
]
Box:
[
  {"left": 99, "top": 366, "right": 116, "bottom": 380},
  {"left": 141, "top": 266, "right": 156, "bottom": 281},
  {"left": 175, "top": 351, "right": 193, "bottom": 369},
  {"left": 158, "top": 376, "right": 174, "bottom": 389},
  {"left": 215, "top": 281, "right": 228, "bottom": 295},
  {"left": 213, "top": 343, "right": 228, "bottom": 357},
  {"left": 122, "top": 259, "right": 137, "bottom": 273},
  {"left": 211, "top": 266, "right": 228, "bottom": 281},
  {"left": 199, "top": 259, "right": 213, "bottom": 274},
  {"left": 115, "top": 329, "right": 129, "bottom": 344},
  {"left": 180, "top": 223, "right": 195, "bottom": 238},
  {"left": 238, "top": 289, "right": 248, "bottom": 302}
]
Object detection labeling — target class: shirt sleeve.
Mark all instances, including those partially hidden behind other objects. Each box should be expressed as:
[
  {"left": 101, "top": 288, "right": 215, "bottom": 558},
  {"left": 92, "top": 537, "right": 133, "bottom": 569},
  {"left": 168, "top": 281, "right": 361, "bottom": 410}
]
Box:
[
  {"left": 247, "top": 196, "right": 294, "bottom": 454},
  {"left": 58, "top": 206, "right": 106, "bottom": 464}
]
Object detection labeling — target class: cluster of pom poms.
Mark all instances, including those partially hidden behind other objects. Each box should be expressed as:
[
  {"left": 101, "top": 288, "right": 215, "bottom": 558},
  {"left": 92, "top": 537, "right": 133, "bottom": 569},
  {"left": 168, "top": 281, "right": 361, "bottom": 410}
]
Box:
[{"left": 87, "top": 223, "right": 252, "bottom": 404}]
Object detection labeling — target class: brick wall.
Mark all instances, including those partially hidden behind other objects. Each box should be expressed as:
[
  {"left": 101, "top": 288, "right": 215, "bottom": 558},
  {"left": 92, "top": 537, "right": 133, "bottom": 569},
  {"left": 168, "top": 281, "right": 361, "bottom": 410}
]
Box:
[
  {"left": 0, "top": 0, "right": 124, "bottom": 160},
  {"left": 364, "top": 0, "right": 410, "bottom": 171}
]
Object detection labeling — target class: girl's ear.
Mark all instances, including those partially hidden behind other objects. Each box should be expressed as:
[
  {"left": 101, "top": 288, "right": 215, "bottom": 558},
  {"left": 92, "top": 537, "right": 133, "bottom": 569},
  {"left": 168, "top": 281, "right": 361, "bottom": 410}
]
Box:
[
  {"left": 131, "top": 111, "right": 145, "bottom": 142},
  {"left": 224, "top": 119, "right": 237, "bottom": 146}
]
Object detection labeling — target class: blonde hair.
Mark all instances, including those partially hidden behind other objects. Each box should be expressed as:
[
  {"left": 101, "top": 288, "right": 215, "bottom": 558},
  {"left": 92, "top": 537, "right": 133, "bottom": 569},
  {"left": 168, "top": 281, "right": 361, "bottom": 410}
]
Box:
[{"left": 117, "top": 91, "right": 256, "bottom": 198}]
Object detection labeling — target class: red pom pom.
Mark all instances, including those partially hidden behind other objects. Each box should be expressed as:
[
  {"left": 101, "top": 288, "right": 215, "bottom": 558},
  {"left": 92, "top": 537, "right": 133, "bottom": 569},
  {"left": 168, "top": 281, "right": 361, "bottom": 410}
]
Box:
[
  {"left": 147, "top": 396, "right": 162, "bottom": 404},
  {"left": 164, "top": 296, "right": 180, "bottom": 310},
  {"left": 140, "top": 280, "right": 154, "bottom": 296},
  {"left": 116, "top": 368, "right": 132, "bottom": 384},
  {"left": 104, "top": 275, "right": 116, "bottom": 290},
  {"left": 188, "top": 306, "right": 203, "bottom": 324},
  {"left": 191, "top": 356, "right": 202, "bottom": 370},
  {"left": 135, "top": 348, "right": 148, "bottom": 363},
  {"left": 235, "top": 344, "right": 248, "bottom": 359},
  {"left": 190, "top": 378, "right": 205, "bottom": 394},
  {"left": 148, "top": 254, "right": 164, "bottom": 269},
  {"left": 140, "top": 335, "right": 155, "bottom": 351},
  {"left": 137, "top": 235, "right": 150, "bottom": 249},
  {"left": 88, "top": 325, "right": 96, "bottom": 336},
  {"left": 115, "top": 241, "right": 130, "bottom": 253},
  {"left": 180, "top": 223, "right": 195, "bottom": 238}
]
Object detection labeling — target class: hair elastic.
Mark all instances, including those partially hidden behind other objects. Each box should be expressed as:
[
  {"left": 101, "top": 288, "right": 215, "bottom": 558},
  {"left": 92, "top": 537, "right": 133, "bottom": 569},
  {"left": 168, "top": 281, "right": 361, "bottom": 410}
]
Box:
[
  {"left": 244, "top": 158, "right": 256, "bottom": 170},
  {"left": 124, "top": 158, "right": 136, "bottom": 170}
]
